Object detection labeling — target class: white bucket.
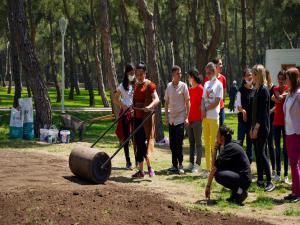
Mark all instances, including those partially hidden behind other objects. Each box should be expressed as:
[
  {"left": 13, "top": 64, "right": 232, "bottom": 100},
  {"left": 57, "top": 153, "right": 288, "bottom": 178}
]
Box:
[
  {"left": 48, "top": 129, "right": 59, "bottom": 144},
  {"left": 39, "top": 128, "right": 49, "bottom": 142},
  {"left": 60, "top": 130, "right": 70, "bottom": 144}
]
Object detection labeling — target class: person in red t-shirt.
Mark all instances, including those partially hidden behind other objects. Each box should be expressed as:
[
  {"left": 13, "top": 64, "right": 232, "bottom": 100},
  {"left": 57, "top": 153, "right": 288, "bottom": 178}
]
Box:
[
  {"left": 272, "top": 70, "right": 290, "bottom": 183},
  {"left": 186, "top": 68, "right": 204, "bottom": 173},
  {"left": 204, "top": 58, "right": 227, "bottom": 125}
]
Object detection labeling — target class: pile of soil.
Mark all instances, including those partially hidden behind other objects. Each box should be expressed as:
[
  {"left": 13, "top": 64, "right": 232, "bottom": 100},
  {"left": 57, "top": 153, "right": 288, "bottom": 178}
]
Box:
[{"left": 0, "top": 151, "right": 272, "bottom": 225}]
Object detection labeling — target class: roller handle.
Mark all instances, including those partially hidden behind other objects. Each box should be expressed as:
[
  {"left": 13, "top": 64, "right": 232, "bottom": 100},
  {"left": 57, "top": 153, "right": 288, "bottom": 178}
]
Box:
[
  {"left": 101, "top": 110, "right": 155, "bottom": 169},
  {"left": 90, "top": 106, "right": 131, "bottom": 148}
]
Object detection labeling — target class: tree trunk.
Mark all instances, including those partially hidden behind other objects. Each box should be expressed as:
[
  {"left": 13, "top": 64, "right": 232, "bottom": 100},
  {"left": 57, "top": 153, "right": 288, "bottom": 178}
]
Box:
[
  {"left": 170, "top": 0, "right": 181, "bottom": 67},
  {"left": 5, "top": 41, "right": 11, "bottom": 93},
  {"left": 49, "top": 13, "right": 61, "bottom": 103},
  {"left": 90, "top": 0, "right": 109, "bottom": 107},
  {"left": 252, "top": 0, "right": 257, "bottom": 65},
  {"left": 9, "top": 0, "right": 52, "bottom": 131},
  {"left": 8, "top": 10, "right": 22, "bottom": 107},
  {"left": 241, "top": 0, "right": 247, "bottom": 70},
  {"left": 99, "top": 0, "right": 120, "bottom": 116},
  {"left": 223, "top": 0, "right": 233, "bottom": 82},
  {"left": 138, "top": 0, "right": 164, "bottom": 142},
  {"left": 27, "top": 0, "right": 36, "bottom": 49},
  {"left": 63, "top": 0, "right": 94, "bottom": 107},
  {"left": 119, "top": 0, "right": 132, "bottom": 63}
]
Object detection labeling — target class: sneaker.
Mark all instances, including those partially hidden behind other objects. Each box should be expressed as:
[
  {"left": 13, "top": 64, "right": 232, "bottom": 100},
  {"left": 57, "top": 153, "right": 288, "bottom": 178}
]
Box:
[
  {"left": 178, "top": 165, "right": 185, "bottom": 174},
  {"left": 265, "top": 182, "right": 276, "bottom": 192},
  {"left": 148, "top": 167, "right": 155, "bottom": 177},
  {"left": 192, "top": 164, "right": 200, "bottom": 173},
  {"left": 168, "top": 166, "right": 178, "bottom": 173},
  {"left": 132, "top": 170, "right": 145, "bottom": 178},
  {"left": 126, "top": 162, "right": 132, "bottom": 170},
  {"left": 186, "top": 162, "right": 194, "bottom": 171},
  {"left": 274, "top": 174, "right": 281, "bottom": 182},
  {"left": 235, "top": 190, "right": 248, "bottom": 205},
  {"left": 284, "top": 176, "right": 291, "bottom": 185},
  {"left": 284, "top": 194, "right": 300, "bottom": 202},
  {"left": 200, "top": 171, "right": 209, "bottom": 179}
]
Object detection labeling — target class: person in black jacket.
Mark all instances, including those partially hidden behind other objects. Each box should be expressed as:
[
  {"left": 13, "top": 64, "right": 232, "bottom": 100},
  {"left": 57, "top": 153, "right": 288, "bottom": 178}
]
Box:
[
  {"left": 250, "top": 64, "right": 275, "bottom": 192},
  {"left": 205, "top": 125, "right": 252, "bottom": 205}
]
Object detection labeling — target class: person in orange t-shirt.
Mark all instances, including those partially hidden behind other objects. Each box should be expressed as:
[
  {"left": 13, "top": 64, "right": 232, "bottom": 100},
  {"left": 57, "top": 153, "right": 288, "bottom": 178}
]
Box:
[
  {"left": 272, "top": 70, "right": 289, "bottom": 183},
  {"left": 186, "top": 68, "right": 204, "bottom": 173},
  {"left": 204, "top": 58, "right": 227, "bottom": 126}
]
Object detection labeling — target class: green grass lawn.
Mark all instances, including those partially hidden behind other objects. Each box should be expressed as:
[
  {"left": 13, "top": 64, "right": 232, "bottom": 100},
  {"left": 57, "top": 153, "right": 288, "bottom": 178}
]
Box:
[{"left": 0, "top": 86, "right": 111, "bottom": 108}]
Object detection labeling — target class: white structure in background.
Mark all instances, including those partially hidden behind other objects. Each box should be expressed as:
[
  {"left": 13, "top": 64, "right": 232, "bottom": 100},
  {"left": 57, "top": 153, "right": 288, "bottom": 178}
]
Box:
[{"left": 265, "top": 49, "right": 300, "bottom": 85}]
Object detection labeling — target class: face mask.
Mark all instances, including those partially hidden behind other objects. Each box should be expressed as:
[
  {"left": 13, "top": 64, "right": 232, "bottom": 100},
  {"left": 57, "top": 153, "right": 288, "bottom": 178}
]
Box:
[
  {"left": 128, "top": 75, "right": 135, "bottom": 82},
  {"left": 246, "top": 79, "right": 253, "bottom": 85}
]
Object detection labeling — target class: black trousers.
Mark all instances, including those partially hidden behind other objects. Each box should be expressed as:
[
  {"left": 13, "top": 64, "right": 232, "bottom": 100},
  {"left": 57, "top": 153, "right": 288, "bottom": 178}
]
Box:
[
  {"left": 134, "top": 119, "right": 147, "bottom": 164},
  {"left": 253, "top": 134, "right": 272, "bottom": 183},
  {"left": 169, "top": 123, "right": 184, "bottom": 168},
  {"left": 267, "top": 124, "right": 276, "bottom": 171},
  {"left": 122, "top": 114, "right": 131, "bottom": 164},
  {"left": 215, "top": 170, "right": 251, "bottom": 193}
]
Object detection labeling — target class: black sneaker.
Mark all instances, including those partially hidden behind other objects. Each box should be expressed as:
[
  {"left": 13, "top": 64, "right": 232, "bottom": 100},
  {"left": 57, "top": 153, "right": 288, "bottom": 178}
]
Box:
[
  {"left": 168, "top": 166, "right": 178, "bottom": 173},
  {"left": 126, "top": 162, "right": 132, "bottom": 170},
  {"left": 235, "top": 191, "right": 248, "bottom": 205},
  {"left": 265, "top": 182, "right": 276, "bottom": 192},
  {"left": 284, "top": 194, "right": 300, "bottom": 203}
]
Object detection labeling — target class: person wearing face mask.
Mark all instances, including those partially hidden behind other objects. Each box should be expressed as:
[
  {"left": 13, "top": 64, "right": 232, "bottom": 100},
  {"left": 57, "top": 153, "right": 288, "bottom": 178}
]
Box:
[
  {"left": 201, "top": 62, "right": 223, "bottom": 178},
  {"left": 115, "top": 63, "right": 136, "bottom": 169},
  {"left": 236, "top": 68, "right": 256, "bottom": 163},
  {"left": 205, "top": 125, "right": 252, "bottom": 205},
  {"left": 131, "top": 62, "right": 160, "bottom": 178},
  {"left": 164, "top": 65, "right": 190, "bottom": 174},
  {"left": 186, "top": 68, "right": 203, "bottom": 173}
]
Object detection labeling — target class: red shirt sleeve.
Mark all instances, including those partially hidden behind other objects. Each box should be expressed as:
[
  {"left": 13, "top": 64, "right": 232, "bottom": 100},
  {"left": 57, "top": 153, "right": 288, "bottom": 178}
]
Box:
[{"left": 149, "top": 82, "right": 156, "bottom": 93}]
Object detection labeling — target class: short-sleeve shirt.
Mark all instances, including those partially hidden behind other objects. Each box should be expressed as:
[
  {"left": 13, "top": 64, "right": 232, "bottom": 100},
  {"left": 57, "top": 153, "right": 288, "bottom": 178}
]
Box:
[
  {"left": 164, "top": 81, "right": 190, "bottom": 125},
  {"left": 273, "top": 85, "right": 288, "bottom": 126},
  {"left": 203, "top": 77, "right": 223, "bottom": 120},
  {"left": 117, "top": 83, "right": 134, "bottom": 107},
  {"left": 204, "top": 74, "right": 226, "bottom": 108},
  {"left": 133, "top": 80, "right": 156, "bottom": 119},
  {"left": 188, "top": 84, "right": 203, "bottom": 122}
]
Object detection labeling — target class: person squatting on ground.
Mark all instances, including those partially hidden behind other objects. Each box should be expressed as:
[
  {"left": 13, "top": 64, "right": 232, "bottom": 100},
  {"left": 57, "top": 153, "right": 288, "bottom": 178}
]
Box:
[
  {"left": 131, "top": 62, "right": 160, "bottom": 178},
  {"left": 205, "top": 125, "right": 252, "bottom": 205},
  {"left": 164, "top": 65, "right": 190, "bottom": 174}
]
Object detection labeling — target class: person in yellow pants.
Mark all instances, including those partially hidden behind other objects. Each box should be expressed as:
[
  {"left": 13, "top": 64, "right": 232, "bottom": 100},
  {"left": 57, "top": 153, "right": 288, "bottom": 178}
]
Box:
[{"left": 202, "top": 62, "right": 223, "bottom": 178}]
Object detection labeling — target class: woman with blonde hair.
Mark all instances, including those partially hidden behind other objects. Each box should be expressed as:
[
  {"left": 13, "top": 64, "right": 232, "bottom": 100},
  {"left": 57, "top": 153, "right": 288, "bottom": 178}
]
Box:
[{"left": 250, "top": 64, "right": 275, "bottom": 192}]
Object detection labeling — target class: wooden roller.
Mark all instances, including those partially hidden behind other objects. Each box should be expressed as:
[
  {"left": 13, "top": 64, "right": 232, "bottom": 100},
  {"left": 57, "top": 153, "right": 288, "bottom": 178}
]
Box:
[{"left": 69, "top": 146, "right": 111, "bottom": 184}]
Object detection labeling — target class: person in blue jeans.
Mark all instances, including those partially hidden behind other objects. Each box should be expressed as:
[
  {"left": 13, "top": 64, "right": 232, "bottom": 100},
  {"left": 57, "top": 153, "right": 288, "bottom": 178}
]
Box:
[{"left": 236, "top": 68, "right": 256, "bottom": 163}]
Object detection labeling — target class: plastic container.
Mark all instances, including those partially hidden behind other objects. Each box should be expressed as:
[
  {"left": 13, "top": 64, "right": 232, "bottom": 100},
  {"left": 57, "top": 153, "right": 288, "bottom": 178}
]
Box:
[
  {"left": 48, "top": 129, "right": 59, "bottom": 144},
  {"left": 60, "top": 130, "right": 70, "bottom": 144},
  {"left": 39, "top": 128, "right": 49, "bottom": 142}
]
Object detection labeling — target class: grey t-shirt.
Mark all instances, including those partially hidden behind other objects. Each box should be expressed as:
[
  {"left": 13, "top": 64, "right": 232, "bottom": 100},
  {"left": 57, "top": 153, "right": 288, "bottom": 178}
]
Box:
[{"left": 164, "top": 81, "right": 190, "bottom": 125}]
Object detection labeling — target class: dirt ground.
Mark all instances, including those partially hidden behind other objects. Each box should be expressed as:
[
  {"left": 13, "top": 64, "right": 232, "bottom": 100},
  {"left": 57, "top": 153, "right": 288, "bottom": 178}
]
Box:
[{"left": 0, "top": 150, "right": 273, "bottom": 225}]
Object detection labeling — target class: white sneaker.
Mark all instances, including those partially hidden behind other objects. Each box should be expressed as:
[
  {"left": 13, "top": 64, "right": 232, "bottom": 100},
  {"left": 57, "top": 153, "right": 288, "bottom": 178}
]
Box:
[
  {"left": 200, "top": 171, "right": 209, "bottom": 179},
  {"left": 284, "top": 176, "right": 291, "bottom": 185},
  {"left": 186, "top": 162, "right": 194, "bottom": 171},
  {"left": 274, "top": 174, "right": 281, "bottom": 182},
  {"left": 271, "top": 170, "right": 276, "bottom": 178},
  {"left": 192, "top": 164, "right": 200, "bottom": 173},
  {"left": 178, "top": 165, "right": 185, "bottom": 174}
]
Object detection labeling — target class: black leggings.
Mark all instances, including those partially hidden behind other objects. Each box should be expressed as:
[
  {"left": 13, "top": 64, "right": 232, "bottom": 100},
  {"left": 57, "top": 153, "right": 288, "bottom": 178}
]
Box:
[
  {"left": 254, "top": 135, "right": 272, "bottom": 183},
  {"left": 134, "top": 119, "right": 148, "bottom": 163},
  {"left": 122, "top": 114, "right": 131, "bottom": 164},
  {"left": 215, "top": 170, "right": 251, "bottom": 192}
]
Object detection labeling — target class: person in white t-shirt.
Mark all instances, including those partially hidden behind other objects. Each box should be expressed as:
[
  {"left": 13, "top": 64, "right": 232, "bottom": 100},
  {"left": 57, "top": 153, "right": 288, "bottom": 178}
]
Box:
[
  {"left": 201, "top": 62, "right": 223, "bottom": 177},
  {"left": 114, "top": 63, "right": 136, "bottom": 169}
]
